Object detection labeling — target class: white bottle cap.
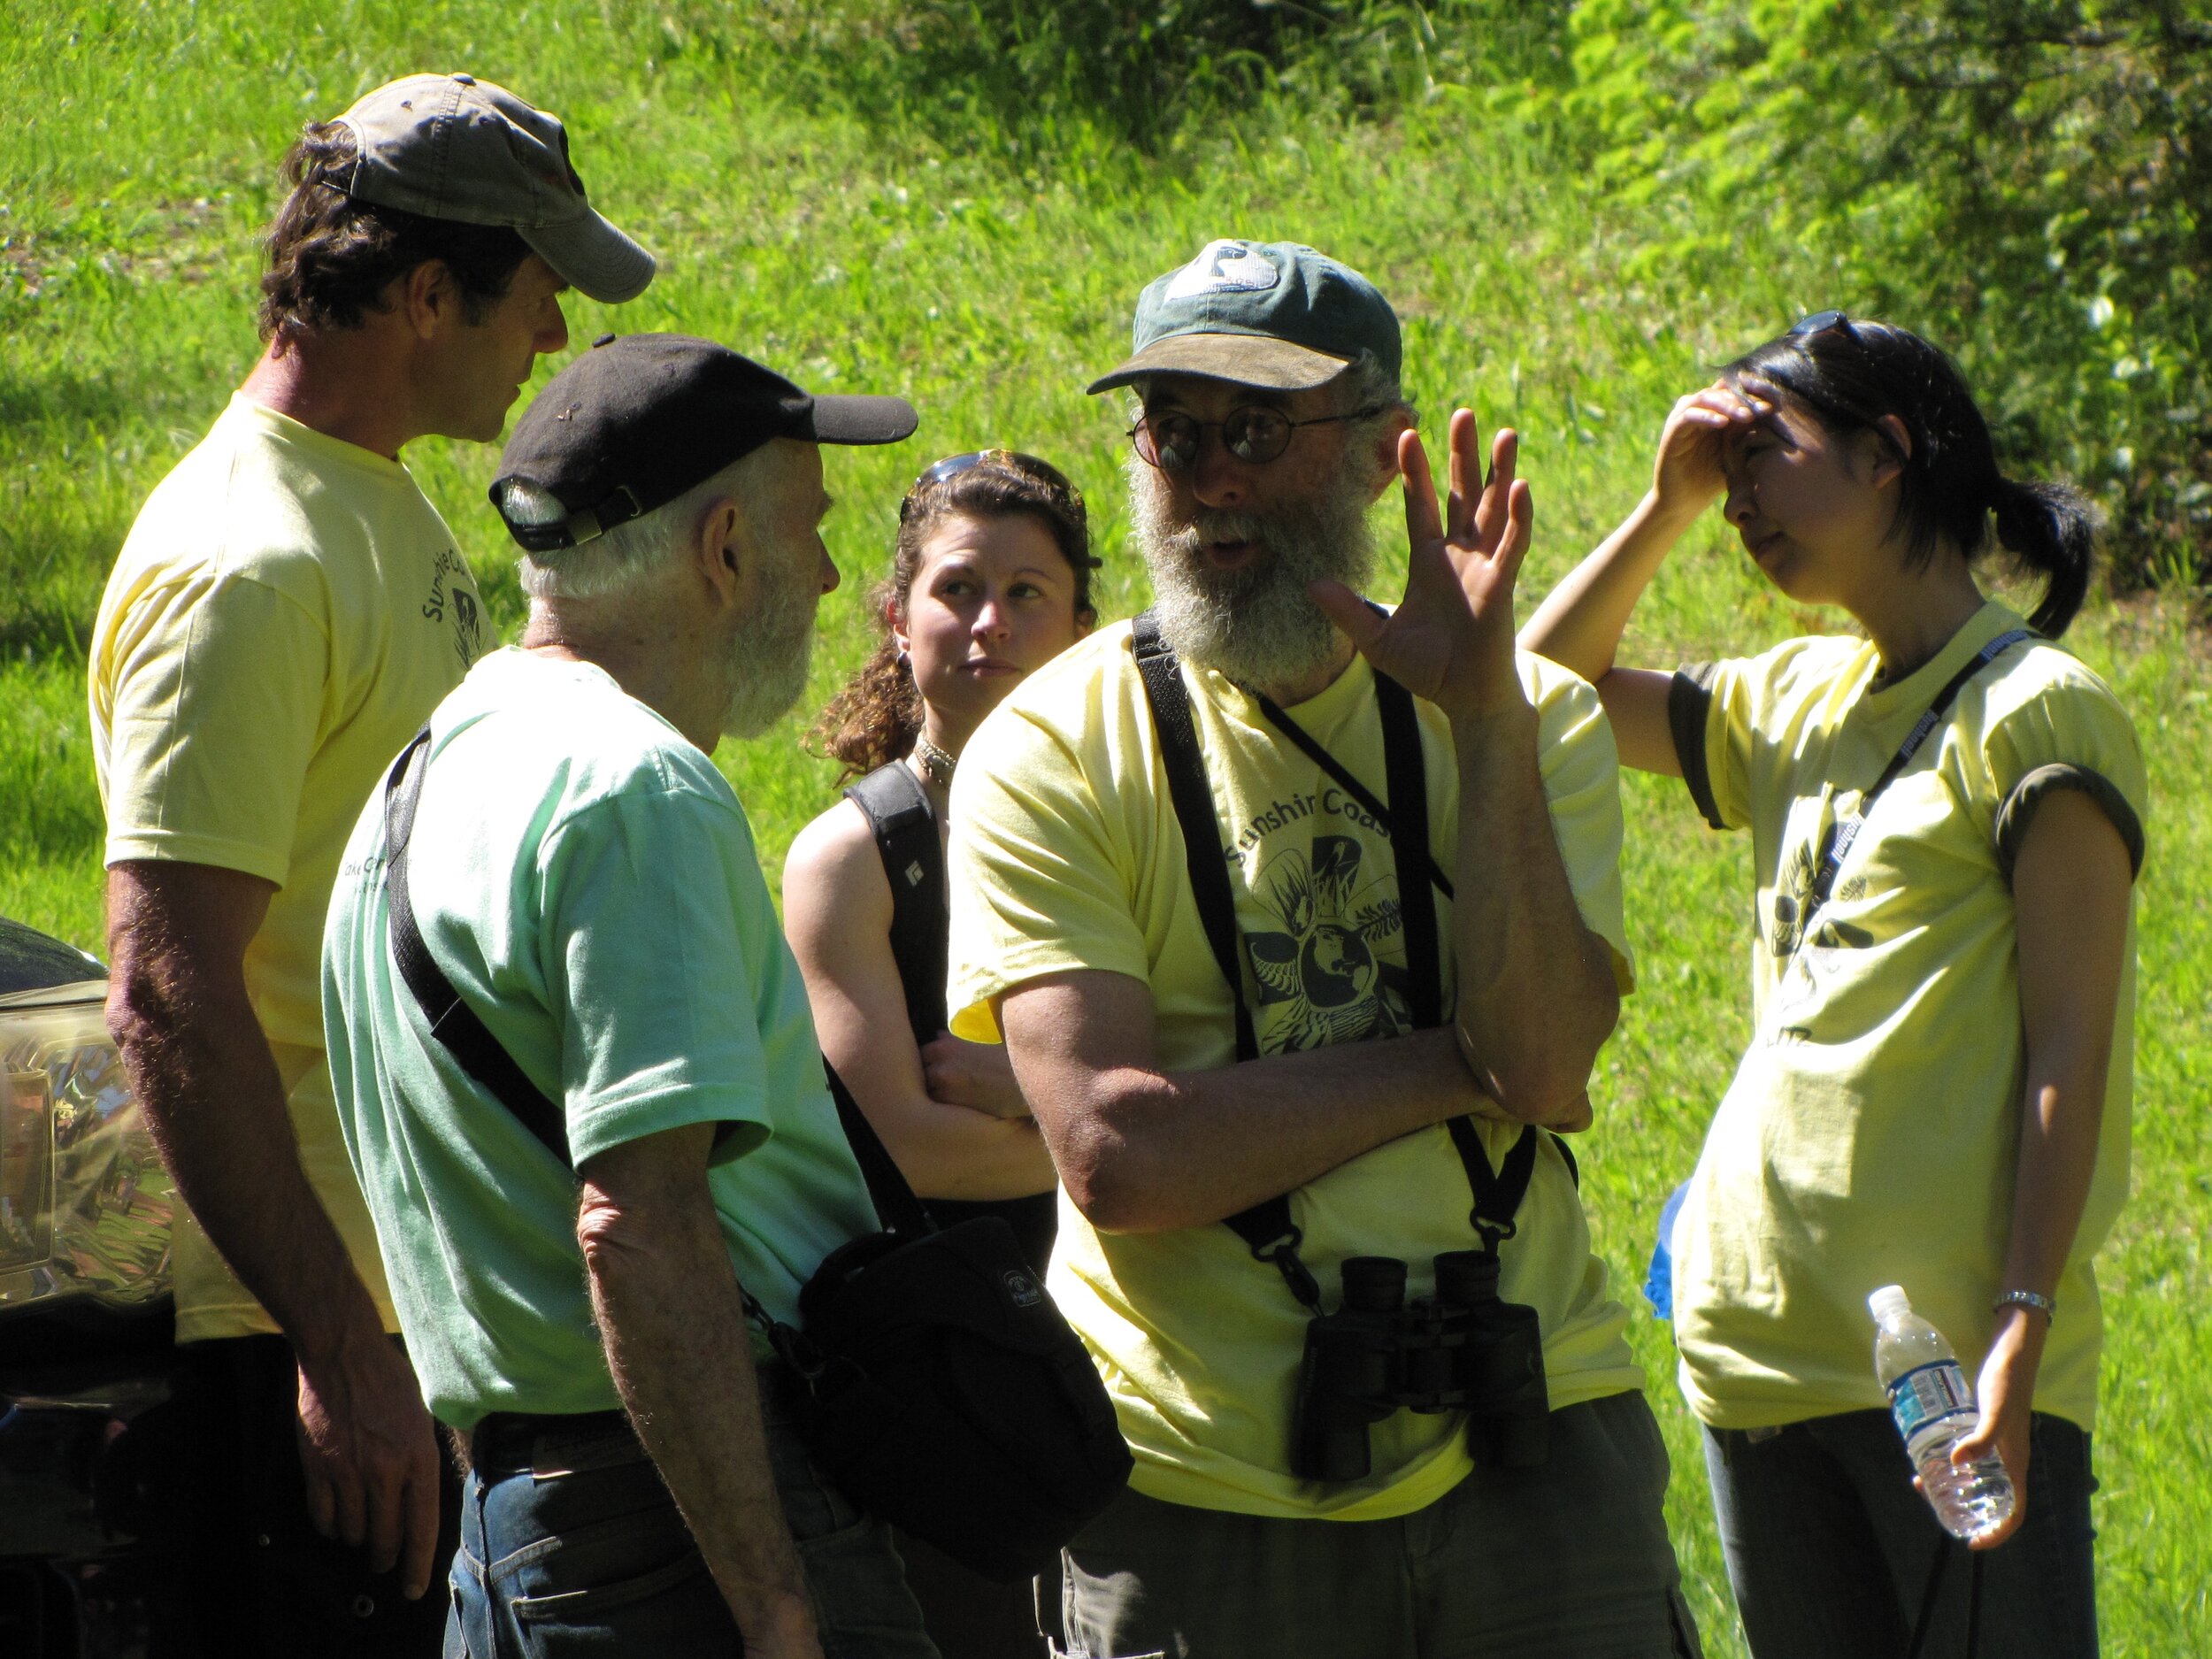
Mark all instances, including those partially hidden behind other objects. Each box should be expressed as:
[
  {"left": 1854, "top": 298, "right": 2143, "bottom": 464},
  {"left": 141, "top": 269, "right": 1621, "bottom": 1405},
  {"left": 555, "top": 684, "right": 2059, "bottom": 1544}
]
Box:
[{"left": 1868, "top": 1284, "right": 1911, "bottom": 1323}]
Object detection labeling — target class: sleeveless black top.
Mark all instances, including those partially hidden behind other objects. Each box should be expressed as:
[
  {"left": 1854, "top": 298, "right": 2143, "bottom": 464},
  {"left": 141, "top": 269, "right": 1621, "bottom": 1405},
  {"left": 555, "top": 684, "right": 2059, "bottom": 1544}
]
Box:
[{"left": 841, "top": 762, "right": 1057, "bottom": 1276}]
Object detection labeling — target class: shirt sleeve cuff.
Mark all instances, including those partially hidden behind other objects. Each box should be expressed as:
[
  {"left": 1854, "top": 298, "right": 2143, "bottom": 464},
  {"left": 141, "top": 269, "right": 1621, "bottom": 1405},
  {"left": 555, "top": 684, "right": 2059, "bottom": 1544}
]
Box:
[
  {"left": 1669, "top": 664, "right": 1726, "bottom": 831},
  {"left": 1993, "top": 763, "right": 2146, "bottom": 884},
  {"left": 565, "top": 1087, "right": 772, "bottom": 1172},
  {"left": 102, "top": 831, "right": 292, "bottom": 887}
]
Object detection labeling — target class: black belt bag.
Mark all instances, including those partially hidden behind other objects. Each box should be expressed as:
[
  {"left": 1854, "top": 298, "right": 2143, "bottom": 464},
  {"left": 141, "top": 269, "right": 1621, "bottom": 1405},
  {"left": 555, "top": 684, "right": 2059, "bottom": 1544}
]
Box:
[
  {"left": 379, "top": 726, "right": 1131, "bottom": 1583},
  {"left": 763, "top": 1087, "right": 1131, "bottom": 1582}
]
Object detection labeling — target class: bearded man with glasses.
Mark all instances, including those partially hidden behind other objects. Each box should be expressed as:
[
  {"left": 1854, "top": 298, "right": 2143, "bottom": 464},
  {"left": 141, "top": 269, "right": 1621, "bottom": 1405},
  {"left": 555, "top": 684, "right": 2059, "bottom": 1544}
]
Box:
[{"left": 943, "top": 240, "right": 1701, "bottom": 1657}]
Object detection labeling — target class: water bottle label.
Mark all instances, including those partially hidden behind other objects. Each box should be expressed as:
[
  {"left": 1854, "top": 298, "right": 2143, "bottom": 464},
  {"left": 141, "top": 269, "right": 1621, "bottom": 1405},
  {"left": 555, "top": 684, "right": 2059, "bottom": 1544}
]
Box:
[{"left": 1886, "top": 1360, "right": 1977, "bottom": 1454}]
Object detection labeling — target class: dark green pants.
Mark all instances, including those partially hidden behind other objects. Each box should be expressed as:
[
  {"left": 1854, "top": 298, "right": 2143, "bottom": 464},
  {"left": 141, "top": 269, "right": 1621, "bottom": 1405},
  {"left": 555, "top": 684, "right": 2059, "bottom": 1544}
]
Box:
[{"left": 1050, "top": 1391, "right": 1701, "bottom": 1659}]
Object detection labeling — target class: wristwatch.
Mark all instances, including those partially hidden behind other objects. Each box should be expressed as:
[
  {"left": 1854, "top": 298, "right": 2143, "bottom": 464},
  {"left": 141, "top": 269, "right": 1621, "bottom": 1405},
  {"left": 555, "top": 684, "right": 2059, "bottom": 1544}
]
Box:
[{"left": 1993, "top": 1288, "right": 2057, "bottom": 1320}]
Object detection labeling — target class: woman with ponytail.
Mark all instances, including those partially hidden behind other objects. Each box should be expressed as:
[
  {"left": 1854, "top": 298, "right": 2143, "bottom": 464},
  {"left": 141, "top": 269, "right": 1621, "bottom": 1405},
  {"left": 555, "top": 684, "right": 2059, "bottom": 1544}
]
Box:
[
  {"left": 1524, "top": 317, "right": 2141, "bottom": 1657},
  {"left": 784, "top": 451, "right": 1095, "bottom": 1656}
]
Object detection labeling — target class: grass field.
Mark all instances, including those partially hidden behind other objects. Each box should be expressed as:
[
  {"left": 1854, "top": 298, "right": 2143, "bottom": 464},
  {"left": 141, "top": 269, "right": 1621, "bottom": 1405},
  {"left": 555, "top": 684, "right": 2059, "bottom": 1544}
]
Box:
[{"left": 4, "top": 4, "right": 2208, "bottom": 1650}]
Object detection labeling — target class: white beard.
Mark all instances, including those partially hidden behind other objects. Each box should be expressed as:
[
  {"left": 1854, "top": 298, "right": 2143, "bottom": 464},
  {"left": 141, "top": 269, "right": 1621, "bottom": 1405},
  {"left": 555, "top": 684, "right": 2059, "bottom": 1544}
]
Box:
[
  {"left": 720, "top": 563, "right": 818, "bottom": 739},
  {"left": 1130, "top": 446, "right": 1379, "bottom": 695}
]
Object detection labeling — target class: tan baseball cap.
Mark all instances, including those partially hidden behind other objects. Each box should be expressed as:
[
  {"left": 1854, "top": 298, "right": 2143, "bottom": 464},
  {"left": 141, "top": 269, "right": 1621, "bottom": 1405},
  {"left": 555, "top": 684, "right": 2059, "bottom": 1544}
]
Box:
[{"left": 332, "top": 73, "right": 654, "bottom": 304}]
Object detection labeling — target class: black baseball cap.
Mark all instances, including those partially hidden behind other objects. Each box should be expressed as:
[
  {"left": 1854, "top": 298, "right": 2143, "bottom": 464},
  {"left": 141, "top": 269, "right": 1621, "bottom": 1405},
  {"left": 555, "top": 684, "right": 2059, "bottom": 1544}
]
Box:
[{"left": 491, "top": 334, "right": 918, "bottom": 551}]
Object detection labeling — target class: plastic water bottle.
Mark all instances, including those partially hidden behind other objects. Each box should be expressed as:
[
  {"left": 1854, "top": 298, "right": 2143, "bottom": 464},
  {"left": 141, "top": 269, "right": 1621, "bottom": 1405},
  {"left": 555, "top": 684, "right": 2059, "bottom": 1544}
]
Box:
[{"left": 1868, "top": 1285, "right": 2015, "bottom": 1540}]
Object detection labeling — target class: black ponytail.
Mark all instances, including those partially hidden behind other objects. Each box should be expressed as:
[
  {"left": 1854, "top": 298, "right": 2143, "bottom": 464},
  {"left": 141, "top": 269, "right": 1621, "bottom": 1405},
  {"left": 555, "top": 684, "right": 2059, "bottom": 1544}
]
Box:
[
  {"left": 1726, "top": 319, "right": 2101, "bottom": 638},
  {"left": 1991, "top": 476, "right": 2097, "bottom": 637}
]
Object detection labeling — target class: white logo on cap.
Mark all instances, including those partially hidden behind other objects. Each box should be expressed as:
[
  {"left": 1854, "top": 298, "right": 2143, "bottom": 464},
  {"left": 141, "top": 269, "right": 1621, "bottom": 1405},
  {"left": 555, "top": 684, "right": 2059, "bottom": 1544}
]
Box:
[{"left": 1164, "top": 240, "right": 1279, "bottom": 302}]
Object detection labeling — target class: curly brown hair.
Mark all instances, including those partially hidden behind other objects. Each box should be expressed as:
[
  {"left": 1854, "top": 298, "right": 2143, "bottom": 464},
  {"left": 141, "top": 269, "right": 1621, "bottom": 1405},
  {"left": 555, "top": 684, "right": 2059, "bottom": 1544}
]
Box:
[
  {"left": 810, "top": 453, "right": 1097, "bottom": 780},
  {"left": 258, "top": 122, "right": 534, "bottom": 343}
]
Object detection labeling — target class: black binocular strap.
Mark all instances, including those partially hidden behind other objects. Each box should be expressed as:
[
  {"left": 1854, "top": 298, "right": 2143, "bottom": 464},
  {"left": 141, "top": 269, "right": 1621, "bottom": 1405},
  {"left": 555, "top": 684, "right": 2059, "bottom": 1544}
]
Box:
[
  {"left": 380, "top": 726, "right": 933, "bottom": 1242},
  {"left": 1131, "top": 618, "right": 1262, "bottom": 1068},
  {"left": 1375, "top": 669, "right": 1444, "bottom": 1034},
  {"left": 1902, "top": 1536, "right": 1983, "bottom": 1659},
  {"left": 1127, "top": 615, "right": 1544, "bottom": 1305},
  {"left": 1446, "top": 1116, "right": 1540, "bottom": 1248},
  {"left": 1264, "top": 670, "right": 1578, "bottom": 1197}
]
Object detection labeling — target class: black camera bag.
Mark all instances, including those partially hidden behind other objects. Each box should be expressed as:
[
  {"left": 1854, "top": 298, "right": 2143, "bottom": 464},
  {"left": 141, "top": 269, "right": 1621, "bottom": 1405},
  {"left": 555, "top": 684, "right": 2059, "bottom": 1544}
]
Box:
[
  {"left": 764, "top": 1078, "right": 1132, "bottom": 1582},
  {"left": 379, "top": 727, "right": 1131, "bottom": 1583}
]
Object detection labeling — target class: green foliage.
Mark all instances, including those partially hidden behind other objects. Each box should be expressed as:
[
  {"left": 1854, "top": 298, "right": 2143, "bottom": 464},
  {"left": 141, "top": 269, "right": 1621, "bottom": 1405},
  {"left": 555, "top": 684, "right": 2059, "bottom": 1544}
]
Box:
[
  {"left": 646, "top": 0, "right": 1571, "bottom": 161},
  {"left": 1567, "top": 0, "right": 2212, "bottom": 592},
  {"left": 657, "top": 0, "right": 1305, "bottom": 156},
  {"left": 0, "top": 649, "right": 105, "bottom": 952}
]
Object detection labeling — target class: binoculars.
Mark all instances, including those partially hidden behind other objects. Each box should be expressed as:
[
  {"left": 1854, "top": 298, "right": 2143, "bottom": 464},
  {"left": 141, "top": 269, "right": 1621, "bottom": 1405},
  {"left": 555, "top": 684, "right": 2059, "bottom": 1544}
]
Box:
[{"left": 1290, "top": 1251, "right": 1548, "bottom": 1483}]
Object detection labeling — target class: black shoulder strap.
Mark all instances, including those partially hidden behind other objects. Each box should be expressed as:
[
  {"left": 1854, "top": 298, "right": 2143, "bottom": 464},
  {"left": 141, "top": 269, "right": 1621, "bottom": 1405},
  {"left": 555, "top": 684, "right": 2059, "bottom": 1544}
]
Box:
[
  {"left": 1130, "top": 615, "right": 1312, "bottom": 1303},
  {"left": 821, "top": 1060, "right": 933, "bottom": 1237},
  {"left": 1373, "top": 670, "right": 1442, "bottom": 1033},
  {"left": 843, "top": 762, "right": 948, "bottom": 1046},
  {"left": 1130, "top": 612, "right": 1259, "bottom": 1064},
  {"left": 383, "top": 729, "right": 572, "bottom": 1165},
  {"left": 1803, "top": 628, "right": 2035, "bottom": 920},
  {"left": 380, "top": 726, "right": 933, "bottom": 1238}
]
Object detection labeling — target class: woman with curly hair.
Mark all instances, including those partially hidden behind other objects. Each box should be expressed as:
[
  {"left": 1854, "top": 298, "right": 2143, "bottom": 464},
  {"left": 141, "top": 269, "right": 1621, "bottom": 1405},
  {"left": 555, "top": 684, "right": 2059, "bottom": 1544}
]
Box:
[
  {"left": 787, "top": 449, "right": 1099, "bottom": 1248},
  {"left": 788, "top": 451, "right": 1095, "bottom": 1261},
  {"left": 784, "top": 449, "right": 1096, "bottom": 1656}
]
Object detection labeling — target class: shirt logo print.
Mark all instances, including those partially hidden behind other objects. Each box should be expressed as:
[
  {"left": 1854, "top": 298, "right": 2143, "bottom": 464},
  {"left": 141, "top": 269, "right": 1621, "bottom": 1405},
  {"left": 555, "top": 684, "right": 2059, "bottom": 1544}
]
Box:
[
  {"left": 1246, "top": 835, "right": 1412, "bottom": 1052},
  {"left": 421, "top": 547, "right": 486, "bottom": 670}
]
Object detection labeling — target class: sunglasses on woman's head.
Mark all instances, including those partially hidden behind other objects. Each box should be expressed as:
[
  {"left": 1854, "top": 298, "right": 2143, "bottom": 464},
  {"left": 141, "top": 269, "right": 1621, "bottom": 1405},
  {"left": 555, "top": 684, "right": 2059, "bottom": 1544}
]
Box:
[
  {"left": 900, "top": 449, "right": 1083, "bottom": 522},
  {"left": 1790, "top": 310, "right": 1855, "bottom": 340}
]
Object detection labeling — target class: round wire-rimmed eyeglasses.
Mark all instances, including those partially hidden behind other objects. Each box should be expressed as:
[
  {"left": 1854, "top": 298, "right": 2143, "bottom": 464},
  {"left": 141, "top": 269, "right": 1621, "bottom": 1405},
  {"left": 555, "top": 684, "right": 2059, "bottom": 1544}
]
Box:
[{"left": 1127, "top": 403, "right": 1391, "bottom": 473}]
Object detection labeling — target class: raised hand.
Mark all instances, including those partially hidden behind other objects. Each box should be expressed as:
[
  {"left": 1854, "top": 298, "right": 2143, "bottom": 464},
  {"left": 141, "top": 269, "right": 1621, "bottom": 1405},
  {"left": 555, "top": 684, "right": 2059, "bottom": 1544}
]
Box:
[
  {"left": 1651, "top": 378, "right": 1774, "bottom": 517},
  {"left": 1311, "top": 407, "right": 1532, "bottom": 724}
]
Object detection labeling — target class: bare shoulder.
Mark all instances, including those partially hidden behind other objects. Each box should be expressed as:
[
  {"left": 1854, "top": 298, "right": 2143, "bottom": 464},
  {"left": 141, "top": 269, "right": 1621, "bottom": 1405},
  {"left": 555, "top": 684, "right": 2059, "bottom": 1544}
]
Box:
[{"left": 783, "top": 797, "right": 893, "bottom": 937}]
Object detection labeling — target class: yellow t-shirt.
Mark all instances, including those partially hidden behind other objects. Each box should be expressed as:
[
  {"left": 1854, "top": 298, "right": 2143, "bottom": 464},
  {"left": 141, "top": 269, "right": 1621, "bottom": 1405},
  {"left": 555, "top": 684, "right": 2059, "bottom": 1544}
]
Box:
[
  {"left": 89, "top": 394, "right": 492, "bottom": 1341},
  {"left": 1670, "top": 601, "right": 2146, "bottom": 1433},
  {"left": 946, "top": 621, "right": 1643, "bottom": 1520}
]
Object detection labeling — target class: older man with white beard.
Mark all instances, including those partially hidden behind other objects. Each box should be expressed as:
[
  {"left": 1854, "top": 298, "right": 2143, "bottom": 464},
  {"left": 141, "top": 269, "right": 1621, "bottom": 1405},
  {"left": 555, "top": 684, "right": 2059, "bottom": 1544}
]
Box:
[
  {"left": 946, "top": 243, "right": 1701, "bottom": 1657},
  {"left": 321, "top": 335, "right": 940, "bottom": 1659}
]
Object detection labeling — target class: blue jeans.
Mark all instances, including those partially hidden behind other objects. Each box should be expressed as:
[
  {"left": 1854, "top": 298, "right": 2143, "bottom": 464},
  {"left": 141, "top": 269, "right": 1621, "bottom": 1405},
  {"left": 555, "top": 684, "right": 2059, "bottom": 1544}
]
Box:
[
  {"left": 444, "top": 1399, "right": 936, "bottom": 1658},
  {"left": 1703, "top": 1409, "right": 2098, "bottom": 1659}
]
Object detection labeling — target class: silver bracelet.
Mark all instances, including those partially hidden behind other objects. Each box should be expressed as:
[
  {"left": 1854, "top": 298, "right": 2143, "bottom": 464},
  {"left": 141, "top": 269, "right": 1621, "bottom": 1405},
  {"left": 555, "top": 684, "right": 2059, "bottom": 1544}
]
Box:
[{"left": 1993, "top": 1288, "right": 2057, "bottom": 1320}]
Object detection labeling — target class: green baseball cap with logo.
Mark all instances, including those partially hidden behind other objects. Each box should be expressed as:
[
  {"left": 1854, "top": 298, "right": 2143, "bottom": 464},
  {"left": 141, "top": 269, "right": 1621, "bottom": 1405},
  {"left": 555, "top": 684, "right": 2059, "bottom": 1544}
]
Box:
[
  {"left": 1086, "top": 239, "right": 1400, "bottom": 396},
  {"left": 332, "top": 73, "right": 654, "bottom": 305}
]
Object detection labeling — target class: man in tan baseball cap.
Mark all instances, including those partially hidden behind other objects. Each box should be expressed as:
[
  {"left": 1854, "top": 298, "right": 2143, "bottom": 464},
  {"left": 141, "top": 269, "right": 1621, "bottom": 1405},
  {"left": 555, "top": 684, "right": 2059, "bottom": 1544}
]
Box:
[
  {"left": 330, "top": 72, "right": 654, "bottom": 307},
  {"left": 90, "top": 73, "right": 649, "bottom": 1657}
]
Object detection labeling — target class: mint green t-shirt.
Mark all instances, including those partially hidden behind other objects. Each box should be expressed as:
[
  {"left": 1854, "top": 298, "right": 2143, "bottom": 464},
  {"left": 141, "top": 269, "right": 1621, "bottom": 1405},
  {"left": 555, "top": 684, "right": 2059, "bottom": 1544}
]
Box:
[{"left": 322, "top": 648, "right": 877, "bottom": 1430}]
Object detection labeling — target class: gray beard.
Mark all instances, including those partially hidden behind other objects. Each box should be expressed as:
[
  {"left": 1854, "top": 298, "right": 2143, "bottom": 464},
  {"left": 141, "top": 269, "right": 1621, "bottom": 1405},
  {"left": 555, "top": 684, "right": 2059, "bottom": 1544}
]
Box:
[
  {"left": 1130, "top": 449, "right": 1379, "bottom": 695},
  {"left": 721, "top": 568, "right": 818, "bottom": 740}
]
